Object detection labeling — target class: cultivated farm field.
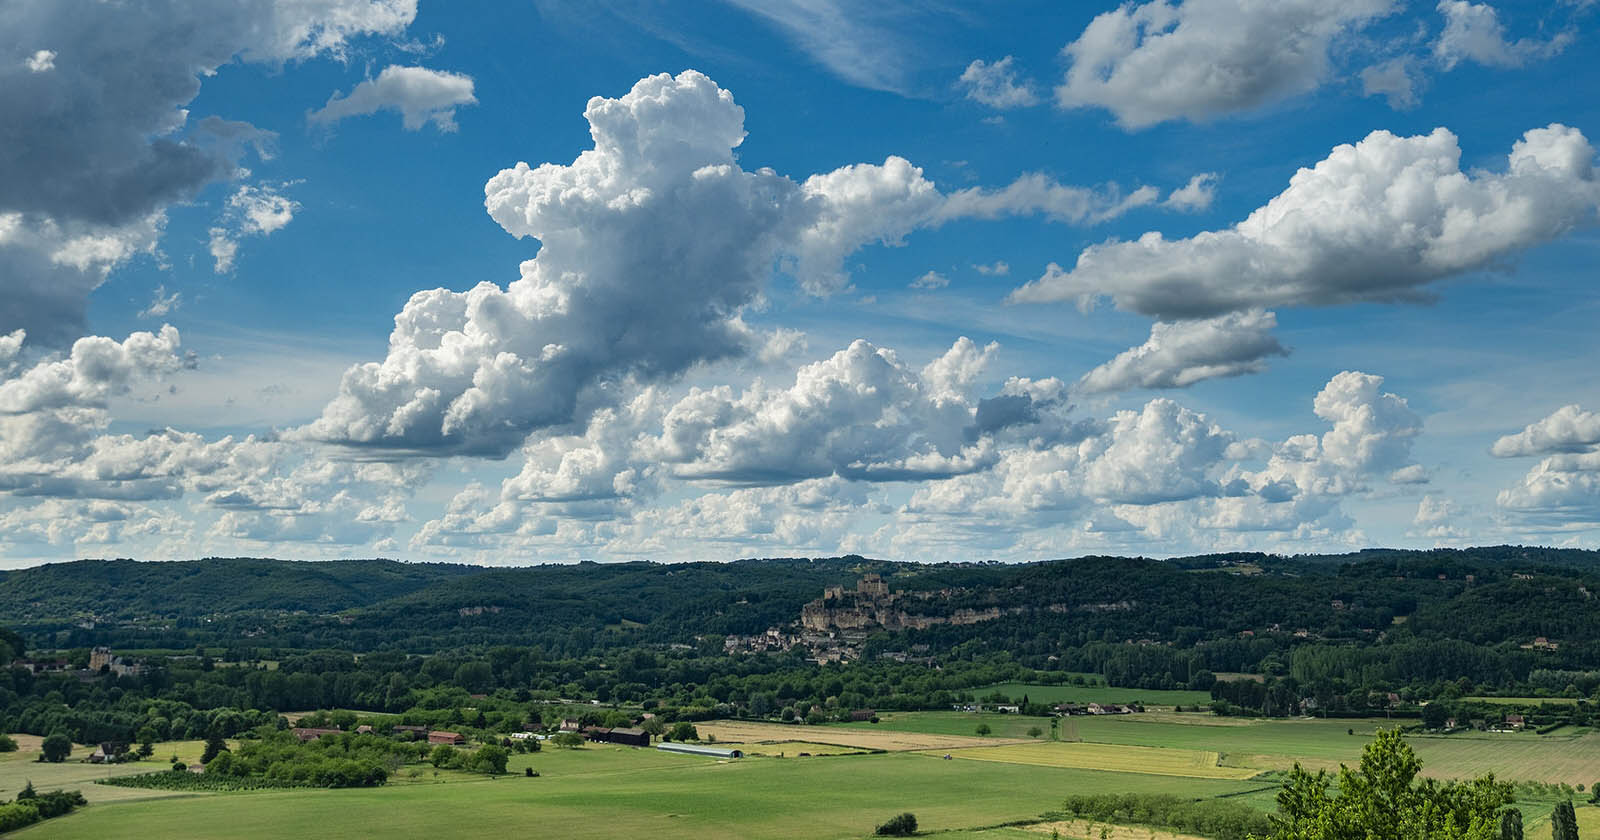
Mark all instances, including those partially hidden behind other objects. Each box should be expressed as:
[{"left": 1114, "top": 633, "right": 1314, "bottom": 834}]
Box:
[
  {"left": 0, "top": 739, "right": 210, "bottom": 804},
  {"left": 977, "top": 682, "right": 1214, "bottom": 707},
  {"left": 697, "top": 719, "right": 1031, "bottom": 751},
  {"left": 945, "top": 741, "right": 1261, "bottom": 780},
  {"left": 14, "top": 746, "right": 1266, "bottom": 840}
]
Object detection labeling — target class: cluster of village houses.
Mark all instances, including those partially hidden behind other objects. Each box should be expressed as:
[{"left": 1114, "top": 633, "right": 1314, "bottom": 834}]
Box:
[{"left": 11, "top": 646, "right": 145, "bottom": 680}]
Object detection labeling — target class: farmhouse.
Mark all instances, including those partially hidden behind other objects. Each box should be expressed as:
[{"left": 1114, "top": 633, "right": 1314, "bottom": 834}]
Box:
[
  {"left": 559, "top": 718, "right": 582, "bottom": 732},
  {"left": 428, "top": 731, "right": 466, "bottom": 745},
  {"left": 1504, "top": 714, "right": 1526, "bottom": 730},
  {"left": 88, "top": 742, "right": 126, "bottom": 763},
  {"left": 583, "top": 726, "right": 612, "bottom": 742},
  {"left": 656, "top": 742, "right": 742, "bottom": 759}
]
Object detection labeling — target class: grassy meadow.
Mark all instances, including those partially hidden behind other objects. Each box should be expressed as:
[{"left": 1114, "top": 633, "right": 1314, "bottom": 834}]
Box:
[
  {"left": 976, "top": 682, "right": 1215, "bottom": 707},
  {"left": 9, "top": 712, "right": 1599, "bottom": 839}
]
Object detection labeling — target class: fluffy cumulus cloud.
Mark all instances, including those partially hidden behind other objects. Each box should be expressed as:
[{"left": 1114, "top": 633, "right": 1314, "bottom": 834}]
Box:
[
  {"left": 1011, "top": 124, "right": 1600, "bottom": 318},
  {"left": 0, "top": 0, "right": 418, "bottom": 344},
  {"left": 1434, "top": 1, "right": 1573, "bottom": 70},
  {"left": 1493, "top": 405, "right": 1600, "bottom": 525},
  {"left": 897, "top": 368, "right": 1420, "bottom": 557},
  {"left": 309, "top": 65, "right": 478, "bottom": 132},
  {"left": 303, "top": 71, "right": 1212, "bottom": 458},
  {"left": 1078, "top": 309, "right": 1287, "bottom": 393},
  {"left": 208, "top": 184, "right": 299, "bottom": 273},
  {"left": 958, "top": 56, "right": 1040, "bottom": 109},
  {"left": 1056, "top": 0, "right": 1395, "bottom": 128}
]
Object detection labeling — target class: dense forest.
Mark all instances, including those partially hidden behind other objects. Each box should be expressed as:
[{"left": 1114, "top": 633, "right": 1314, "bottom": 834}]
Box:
[{"left": 1, "top": 547, "right": 1598, "bottom": 748}]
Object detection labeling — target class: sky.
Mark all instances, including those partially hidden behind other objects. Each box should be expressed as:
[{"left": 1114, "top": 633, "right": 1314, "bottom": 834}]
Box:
[{"left": 2, "top": 0, "right": 1599, "bottom": 568}]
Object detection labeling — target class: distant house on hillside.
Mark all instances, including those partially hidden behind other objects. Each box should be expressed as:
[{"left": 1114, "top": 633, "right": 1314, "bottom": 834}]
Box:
[
  {"left": 428, "top": 731, "right": 465, "bottom": 745},
  {"left": 560, "top": 718, "right": 582, "bottom": 732},
  {"left": 1504, "top": 714, "right": 1526, "bottom": 730},
  {"left": 88, "top": 742, "right": 126, "bottom": 763}
]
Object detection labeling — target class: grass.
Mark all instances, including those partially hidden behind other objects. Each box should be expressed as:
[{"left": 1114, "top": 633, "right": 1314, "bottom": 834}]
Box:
[
  {"left": 945, "top": 742, "right": 1261, "bottom": 780},
  {"left": 1463, "top": 696, "right": 1582, "bottom": 706},
  {"left": 0, "top": 739, "right": 209, "bottom": 804},
  {"left": 14, "top": 745, "right": 1264, "bottom": 839},
  {"left": 976, "top": 683, "right": 1214, "bottom": 708},
  {"left": 836, "top": 710, "right": 1054, "bottom": 740}
]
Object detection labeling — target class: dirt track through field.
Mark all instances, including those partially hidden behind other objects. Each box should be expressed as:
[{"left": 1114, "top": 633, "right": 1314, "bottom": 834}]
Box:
[{"left": 697, "top": 720, "right": 1032, "bottom": 752}]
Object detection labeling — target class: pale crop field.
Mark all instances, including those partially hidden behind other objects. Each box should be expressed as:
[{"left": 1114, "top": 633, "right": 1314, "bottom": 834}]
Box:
[
  {"left": 711, "top": 741, "right": 866, "bottom": 757},
  {"left": 697, "top": 719, "right": 1030, "bottom": 752},
  {"left": 945, "top": 741, "right": 1262, "bottom": 780}
]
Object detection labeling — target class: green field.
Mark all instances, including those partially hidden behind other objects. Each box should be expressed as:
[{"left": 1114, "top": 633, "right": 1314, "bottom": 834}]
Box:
[
  {"left": 976, "top": 682, "right": 1214, "bottom": 707},
  {"left": 837, "top": 710, "right": 1053, "bottom": 739},
  {"left": 1463, "top": 696, "right": 1581, "bottom": 706},
  {"left": 12, "top": 714, "right": 1599, "bottom": 838},
  {"left": 0, "top": 739, "right": 210, "bottom": 804},
  {"left": 946, "top": 741, "right": 1260, "bottom": 780},
  {"left": 15, "top": 745, "right": 1265, "bottom": 840}
]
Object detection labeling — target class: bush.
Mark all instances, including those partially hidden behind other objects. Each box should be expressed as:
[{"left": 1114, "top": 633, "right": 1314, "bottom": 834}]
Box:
[
  {"left": 0, "top": 734, "right": 17, "bottom": 752},
  {"left": 876, "top": 812, "right": 918, "bottom": 836}
]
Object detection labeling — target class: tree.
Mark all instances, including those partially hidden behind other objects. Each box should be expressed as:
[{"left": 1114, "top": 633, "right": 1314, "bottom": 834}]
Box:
[
  {"left": 1027, "top": 726, "right": 1044, "bottom": 738},
  {"left": 1500, "top": 808, "right": 1523, "bottom": 840},
  {"left": 1262, "top": 729, "right": 1513, "bottom": 840},
  {"left": 16, "top": 781, "right": 35, "bottom": 801},
  {"left": 1422, "top": 702, "right": 1450, "bottom": 729},
  {"left": 40, "top": 733, "right": 71, "bottom": 763},
  {"left": 640, "top": 717, "right": 665, "bottom": 737},
  {"left": 667, "top": 722, "right": 699, "bottom": 742},
  {"left": 469, "top": 745, "right": 510, "bottom": 775},
  {"left": 429, "top": 744, "right": 457, "bottom": 767},
  {"left": 552, "top": 732, "right": 584, "bottom": 749},
  {"left": 1552, "top": 801, "right": 1579, "bottom": 840},
  {"left": 975, "top": 723, "right": 992, "bottom": 736},
  {"left": 0, "top": 734, "right": 17, "bottom": 753},
  {"left": 875, "top": 812, "right": 918, "bottom": 836},
  {"left": 201, "top": 734, "right": 229, "bottom": 764}
]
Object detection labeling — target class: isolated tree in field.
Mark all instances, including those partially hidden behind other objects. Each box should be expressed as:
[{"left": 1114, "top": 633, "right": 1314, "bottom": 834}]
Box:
[
  {"left": 40, "top": 733, "right": 71, "bottom": 763},
  {"left": 1551, "top": 801, "right": 1579, "bottom": 840},
  {"left": 640, "top": 717, "right": 665, "bottom": 736},
  {"left": 429, "top": 744, "right": 457, "bottom": 767},
  {"left": 201, "top": 734, "right": 229, "bottom": 764},
  {"left": 875, "top": 812, "right": 917, "bottom": 836},
  {"left": 667, "top": 722, "right": 698, "bottom": 742},
  {"left": 1028, "top": 726, "right": 1044, "bottom": 738},
  {"left": 1499, "top": 808, "right": 1522, "bottom": 840},
  {"left": 975, "top": 723, "right": 992, "bottom": 736},
  {"left": 1262, "top": 729, "right": 1513, "bottom": 840}
]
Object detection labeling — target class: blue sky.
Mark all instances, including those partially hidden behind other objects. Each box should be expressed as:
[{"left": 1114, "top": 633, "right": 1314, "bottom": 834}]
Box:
[{"left": 2, "top": 0, "right": 1599, "bottom": 566}]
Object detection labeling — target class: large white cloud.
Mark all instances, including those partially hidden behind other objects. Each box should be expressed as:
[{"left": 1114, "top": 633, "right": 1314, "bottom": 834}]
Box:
[
  {"left": 1056, "top": 0, "right": 1395, "bottom": 129},
  {"left": 1493, "top": 404, "right": 1600, "bottom": 525},
  {"left": 1011, "top": 124, "right": 1600, "bottom": 318},
  {"left": 1078, "top": 309, "right": 1287, "bottom": 393},
  {"left": 308, "top": 65, "right": 478, "bottom": 132},
  {"left": 303, "top": 71, "right": 1212, "bottom": 458},
  {"left": 0, "top": 0, "right": 419, "bottom": 344}
]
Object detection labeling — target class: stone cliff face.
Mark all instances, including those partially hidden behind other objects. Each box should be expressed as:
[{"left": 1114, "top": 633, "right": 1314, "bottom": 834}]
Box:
[{"left": 799, "top": 582, "right": 1015, "bottom": 632}]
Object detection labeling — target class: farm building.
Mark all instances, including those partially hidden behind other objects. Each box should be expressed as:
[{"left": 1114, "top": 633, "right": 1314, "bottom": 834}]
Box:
[
  {"left": 657, "top": 743, "right": 742, "bottom": 759},
  {"left": 608, "top": 727, "right": 650, "bottom": 747},
  {"left": 428, "top": 731, "right": 466, "bottom": 745},
  {"left": 583, "top": 726, "right": 611, "bottom": 742},
  {"left": 559, "top": 718, "right": 582, "bottom": 732},
  {"left": 291, "top": 727, "right": 342, "bottom": 742},
  {"left": 849, "top": 709, "right": 875, "bottom": 722}
]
